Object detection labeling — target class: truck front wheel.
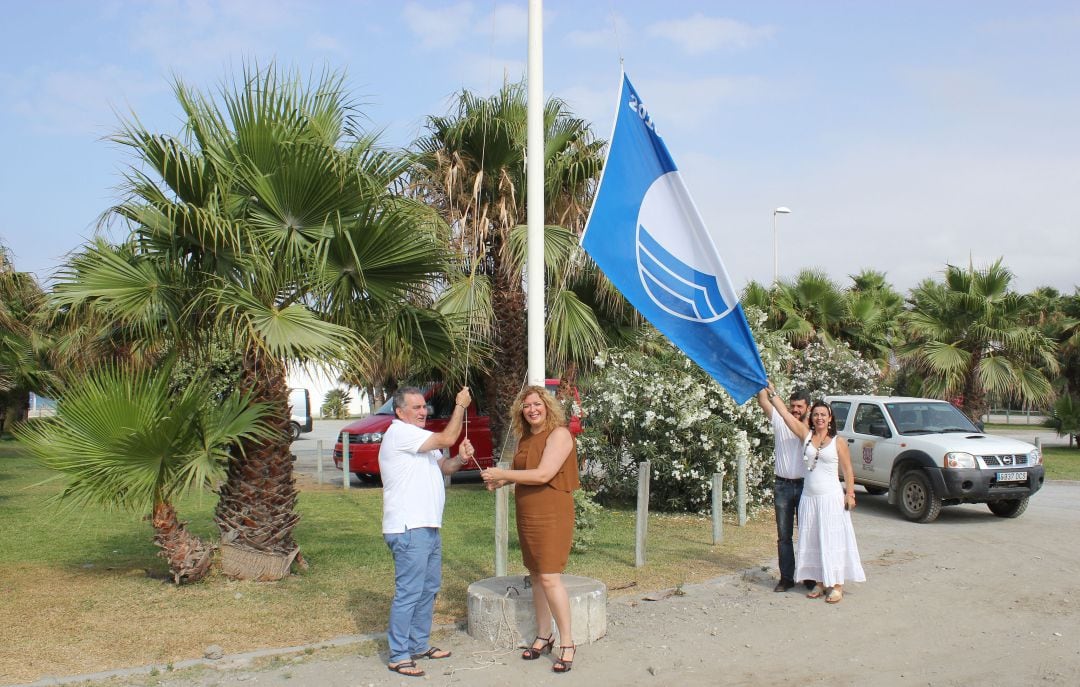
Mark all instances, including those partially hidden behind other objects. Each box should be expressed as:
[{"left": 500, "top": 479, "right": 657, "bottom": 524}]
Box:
[
  {"left": 988, "top": 497, "right": 1029, "bottom": 518},
  {"left": 898, "top": 470, "right": 942, "bottom": 523}
]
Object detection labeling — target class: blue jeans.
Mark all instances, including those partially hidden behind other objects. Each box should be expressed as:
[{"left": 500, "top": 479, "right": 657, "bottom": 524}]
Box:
[
  {"left": 385, "top": 527, "right": 442, "bottom": 663},
  {"left": 774, "top": 478, "right": 803, "bottom": 582}
]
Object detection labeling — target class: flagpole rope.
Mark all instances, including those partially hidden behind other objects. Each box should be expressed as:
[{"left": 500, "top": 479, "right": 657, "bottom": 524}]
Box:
[
  {"left": 608, "top": 1, "right": 624, "bottom": 65},
  {"left": 457, "top": 0, "right": 502, "bottom": 454}
]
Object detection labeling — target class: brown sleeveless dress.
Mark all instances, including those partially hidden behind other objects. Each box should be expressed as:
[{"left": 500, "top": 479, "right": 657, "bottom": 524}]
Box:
[{"left": 513, "top": 427, "right": 580, "bottom": 574}]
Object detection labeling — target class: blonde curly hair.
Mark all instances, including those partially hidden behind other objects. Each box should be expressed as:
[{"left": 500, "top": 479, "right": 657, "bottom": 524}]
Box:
[{"left": 509, "top": 385, "right": 566, "bottom": 439}]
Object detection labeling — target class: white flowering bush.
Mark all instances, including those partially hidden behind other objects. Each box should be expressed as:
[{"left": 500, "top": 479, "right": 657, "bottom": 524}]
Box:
[
  {"left": 787, "top": 341, "right": 887, "bottom": 401},
  {"left": 579, "top": 312, "right": 791, "bottom": 513}
]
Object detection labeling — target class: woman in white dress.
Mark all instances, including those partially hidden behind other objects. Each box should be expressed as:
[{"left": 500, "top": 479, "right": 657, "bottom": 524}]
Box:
[{"left": 768, "top": 387, "right": 866, "bottom": 603}]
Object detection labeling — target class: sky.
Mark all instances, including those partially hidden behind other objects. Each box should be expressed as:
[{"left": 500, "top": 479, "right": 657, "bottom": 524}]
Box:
[{"left": 2, "top": 0, "right": 1078, "bottom": 296}]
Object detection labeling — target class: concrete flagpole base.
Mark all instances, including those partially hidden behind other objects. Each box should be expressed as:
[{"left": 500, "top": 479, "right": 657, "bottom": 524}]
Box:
[{"left": 466, "top": 575, "right": 607, "bottom": 648}]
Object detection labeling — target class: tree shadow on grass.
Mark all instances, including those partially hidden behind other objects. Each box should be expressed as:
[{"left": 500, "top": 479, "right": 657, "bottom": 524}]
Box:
[{"left": 347, "top": 585, "right": 393, "bottom": 635}]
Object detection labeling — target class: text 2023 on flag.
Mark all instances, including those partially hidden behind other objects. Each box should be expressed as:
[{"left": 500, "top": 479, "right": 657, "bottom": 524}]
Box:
[{"left": 581, "top": 73, "right": 767, "bottom": 404}]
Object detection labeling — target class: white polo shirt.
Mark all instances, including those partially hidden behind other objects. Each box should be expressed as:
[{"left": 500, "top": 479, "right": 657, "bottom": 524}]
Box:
[
  {"left": 772, "top": 412, "right": 808, "bottom": 480},
  {"left": 379, "top": 419, "right": 447, "bottom": 534}
]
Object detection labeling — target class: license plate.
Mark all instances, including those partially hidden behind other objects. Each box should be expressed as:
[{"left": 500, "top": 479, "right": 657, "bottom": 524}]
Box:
[{"left": 997, "top": 471, "right": 1026, "bottom": 482}]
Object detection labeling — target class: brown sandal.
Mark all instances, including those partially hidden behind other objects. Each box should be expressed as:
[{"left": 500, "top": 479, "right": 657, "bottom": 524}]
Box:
[
  {"left": 412, "top": 646, "right": 451, "bottom": 660},
  {"left": 387, "top": 660, "right": 425, "bottom": 677},
  {"left": 522, "top": 635, "right": 554, "bottom": 660},
  {"left": 553, "top": 645, "right": 576, "bottom": 673},
  {"left": 806, "top": 583, "right": 825, "bottom": 599},
  {"left": 825, "top": 587, "right": 843, "bottom": 604}
]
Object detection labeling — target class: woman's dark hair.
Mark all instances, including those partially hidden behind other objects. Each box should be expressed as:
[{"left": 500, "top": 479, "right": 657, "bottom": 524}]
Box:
[{"left": 809, "top": 400, "right": 837, "bottom": 437}]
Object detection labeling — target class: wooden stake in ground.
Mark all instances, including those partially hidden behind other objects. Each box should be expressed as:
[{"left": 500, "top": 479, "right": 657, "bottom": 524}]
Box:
[
  {"left": 711, "top": 473, "right": 724, "bottom": 545},
  {"left": 636, "top": 461, "right": 651, "bottom": 567}
]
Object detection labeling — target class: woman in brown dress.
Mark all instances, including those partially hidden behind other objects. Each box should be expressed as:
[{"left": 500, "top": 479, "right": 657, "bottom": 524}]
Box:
[{"left": 481, "top": 385, "right": 580, "bottom": 673}]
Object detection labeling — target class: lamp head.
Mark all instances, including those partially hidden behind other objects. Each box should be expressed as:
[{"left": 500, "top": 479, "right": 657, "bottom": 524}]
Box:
[{"left": 773, "top": 206, "right": 792, "bottom": 215}]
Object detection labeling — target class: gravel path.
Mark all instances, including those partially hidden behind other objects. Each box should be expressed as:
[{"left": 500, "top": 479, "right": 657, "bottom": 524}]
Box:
[{"left": 22, "top": 480, "right": 1078, "bottom": 687}]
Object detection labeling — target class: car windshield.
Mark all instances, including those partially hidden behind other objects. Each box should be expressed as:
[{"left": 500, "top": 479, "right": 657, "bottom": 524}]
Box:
[{"left": 884, "top": 401, "right": 980, "bottom": 435}]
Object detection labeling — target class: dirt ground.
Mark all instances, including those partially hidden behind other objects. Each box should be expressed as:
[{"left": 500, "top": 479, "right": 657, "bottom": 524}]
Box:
[{"left": 22, "top": 480, "right": 1078, "bottom": 687}]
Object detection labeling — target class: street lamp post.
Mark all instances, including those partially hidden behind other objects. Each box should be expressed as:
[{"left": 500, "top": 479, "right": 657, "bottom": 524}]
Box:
[{"left": 772, "top": 206, "right": 791, "bottom": 285}]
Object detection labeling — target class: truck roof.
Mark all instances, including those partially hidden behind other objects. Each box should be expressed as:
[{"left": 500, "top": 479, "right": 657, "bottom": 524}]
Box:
[{"left": 824, "top": 394, "right": 955, "bottom": 404}]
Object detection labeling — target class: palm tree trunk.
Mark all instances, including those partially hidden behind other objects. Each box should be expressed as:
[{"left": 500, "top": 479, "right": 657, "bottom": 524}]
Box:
[
  {"left": 962, "top": 350, "right": 987, "bottom": 422},
  {"left": 365, "top": 384, "right": 376, "bottom": 414},
  {"left": 488, "top": 268, "right": 528, "bottom": 459},
  {"left": 215, "top": 349, "right": 302, "bottom": 579},
  {"left": 151, "top": 501, "right": 213, "bottom": 584}
]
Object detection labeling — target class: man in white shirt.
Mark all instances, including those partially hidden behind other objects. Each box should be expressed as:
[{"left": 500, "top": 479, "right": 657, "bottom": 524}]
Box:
[
  {"left": 381, "top": 385, "right": 475, "bottom": 678},
  {"left": 757, "top": 386, "right": 810, "bottom": 592}
]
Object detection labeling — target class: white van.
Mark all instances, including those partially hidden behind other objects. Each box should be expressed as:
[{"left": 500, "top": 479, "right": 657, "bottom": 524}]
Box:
[{"left": 288, "top": 388, "right": 313, "bottom": 441}]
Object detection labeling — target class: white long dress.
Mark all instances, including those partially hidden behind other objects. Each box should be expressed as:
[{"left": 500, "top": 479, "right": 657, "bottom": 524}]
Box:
[{"left": 794, "top": 436, "right": 866, "bottom": 587}]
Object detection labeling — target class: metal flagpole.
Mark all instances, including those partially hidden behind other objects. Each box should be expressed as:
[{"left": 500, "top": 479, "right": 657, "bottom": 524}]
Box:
[{"left": 526, "top": 0, "right": 545, "bottom": 386}]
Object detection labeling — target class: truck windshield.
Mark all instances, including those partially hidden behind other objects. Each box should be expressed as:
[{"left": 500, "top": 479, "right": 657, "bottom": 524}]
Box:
[{"left": 884, "top": 402, "right": 980, "bottom": 435}]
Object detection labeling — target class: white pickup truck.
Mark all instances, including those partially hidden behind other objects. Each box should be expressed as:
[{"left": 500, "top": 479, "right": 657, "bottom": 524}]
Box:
[{"left": 825, "top": 395, "right": 1045, "bottom": 523}]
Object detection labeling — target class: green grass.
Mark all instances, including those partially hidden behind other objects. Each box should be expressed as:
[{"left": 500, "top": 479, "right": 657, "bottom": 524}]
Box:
[
  {"left": 0, "top": 440, "right": 773, "bottom": 683},
  {"left": 982, "top": 421, "right": 1049, "bottom": 431},
  {"left": 1043, "top": 446, "right": 1080, "bottom": 481}
]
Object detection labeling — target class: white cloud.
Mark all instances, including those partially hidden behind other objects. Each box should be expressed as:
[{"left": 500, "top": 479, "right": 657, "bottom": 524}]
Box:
[
  {"left": 126, "top": 0, "right": 303, "bottom": 75},
  {"left": 633, "top": 75, "right": 771, "bottom": 131},
  {"left": 557, "top": 83, "right": 615, "bottom": 136},
  {"left": 647, "top": 14, "right": 775, "bottom": 54},
  {"left": 565, "top": 13, "right": 631, "bottom": 49},
  {"left": 452, "top": 53, "right": 528, "bottom": 94},
  {"left": 307, "top": 32, "right": 346, "bottom": 55},
  {"left": 682, "top": 141, "right": 1080, "bottom": 294},
  {"left": 402, "top": 1, "right": 474, "bottom": 49},
  {"left": 0, "top": 65, "right": 162, "bottom": 137},
  {"left": 490, "top": 3, "right": 528, "bottom": 45},
  {"left": 976, "top": 10, "right": 1080, "bottom": 37}
]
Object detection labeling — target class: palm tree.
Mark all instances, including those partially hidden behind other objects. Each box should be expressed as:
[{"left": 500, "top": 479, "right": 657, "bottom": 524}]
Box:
[
  {"left": 410, "top": 81, "right": 615, "bottom": 450},
  {"left": 320, "top": 388, "right": 352, "bottom": 419},
  {"left": 1025, "top": 286, "right": 1080, "bottom": 398},
  {"left": 0, "top": 245, "right": 53, "bottom": 432},
  {"left": 842, "top": 269, "right": 905, "bottom": 370},
  {"left": 14, "top": 362, "right": 272, "bottom": 583},
  {"left": 900, "top": 259, "right": 1057, "bottom": 420},
  {"left": 769, "top": 269, "right": 848, "bottom": 348},
  {"left": 50, "top": 65, "right": 452, "bottom": 578}
]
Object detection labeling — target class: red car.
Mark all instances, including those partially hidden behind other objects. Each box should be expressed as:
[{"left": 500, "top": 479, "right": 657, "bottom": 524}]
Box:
[{"left": 332, "top": 380, "right": 581, "bottom": 482}]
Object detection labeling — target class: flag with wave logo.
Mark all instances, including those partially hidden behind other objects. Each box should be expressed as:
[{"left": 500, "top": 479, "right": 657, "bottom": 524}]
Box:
[{"left": 581, "top": 72, "right": 767, "bottom": 403}]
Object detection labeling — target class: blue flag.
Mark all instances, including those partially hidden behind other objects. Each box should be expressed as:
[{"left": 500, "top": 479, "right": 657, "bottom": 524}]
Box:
[{"left": 581, "top": 72, "right": 767, "bottom": 404}]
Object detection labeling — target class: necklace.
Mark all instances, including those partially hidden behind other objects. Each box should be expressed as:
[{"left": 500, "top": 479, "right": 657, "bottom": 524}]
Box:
[{"left": 806, "top": 433, "right": 829, "bottom": 472}]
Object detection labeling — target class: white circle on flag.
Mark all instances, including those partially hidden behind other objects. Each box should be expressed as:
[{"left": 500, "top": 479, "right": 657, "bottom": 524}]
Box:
[{"left": 635, "top": 171, "right": 738, "bottom": 322}]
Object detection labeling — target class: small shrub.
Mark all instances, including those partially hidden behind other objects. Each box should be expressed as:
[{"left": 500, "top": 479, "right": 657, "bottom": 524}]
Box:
[
  {"left": 577, "top": 312, "right": 885, "bottom": 513},
  {"left": 578, "top": 322, "right": 783, "bottom": 513},
  {"left": 571, "top": 489, "right": 602, "bottom": 552},
  {"left": 787, "top": 341, "right": 886, "bottom": 401}
]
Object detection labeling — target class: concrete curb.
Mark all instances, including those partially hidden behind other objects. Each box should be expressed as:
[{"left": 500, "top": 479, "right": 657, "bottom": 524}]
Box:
[{"left": 7, "top": 630, "right": 393, "bottom": 687}]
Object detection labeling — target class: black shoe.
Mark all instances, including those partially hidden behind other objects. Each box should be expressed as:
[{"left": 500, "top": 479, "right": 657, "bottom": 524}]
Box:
[
  {"left": 522, "top": 635, "right": 554, "bottom": 660},
  {"left": 803, "top": 579, "right": 817, "bottom": 590},
  {"left": 773, "top": 579, "right": 795, "bottom": 592}
]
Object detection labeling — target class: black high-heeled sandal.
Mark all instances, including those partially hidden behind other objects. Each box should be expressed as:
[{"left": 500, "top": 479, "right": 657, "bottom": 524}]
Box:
[
  {"left": 552, "top": 645, "right": 575, "bottom": 673},
  {"left": 521, "top": 635, "right": 554, "bottom": 660}
]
